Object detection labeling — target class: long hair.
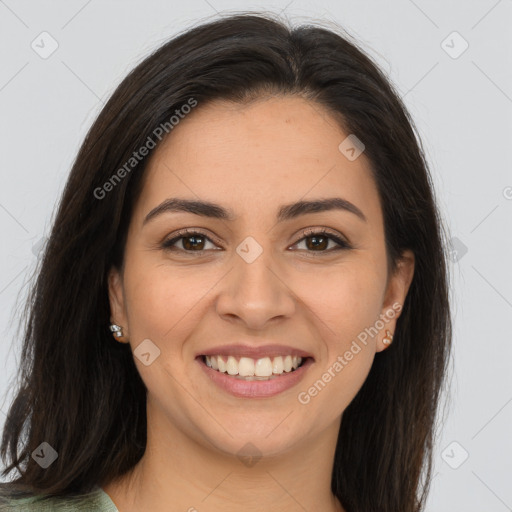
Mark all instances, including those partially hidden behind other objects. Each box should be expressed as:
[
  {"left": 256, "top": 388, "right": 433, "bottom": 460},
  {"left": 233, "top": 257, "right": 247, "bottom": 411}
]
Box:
[{"left": 0, "top": 12, "right": 452, "bottom": 511}]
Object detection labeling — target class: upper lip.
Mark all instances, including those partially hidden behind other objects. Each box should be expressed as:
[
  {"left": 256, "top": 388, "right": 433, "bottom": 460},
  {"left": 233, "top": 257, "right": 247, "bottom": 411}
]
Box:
[{"left": 197, "top": 344, "right": 314, "bottom": 360}]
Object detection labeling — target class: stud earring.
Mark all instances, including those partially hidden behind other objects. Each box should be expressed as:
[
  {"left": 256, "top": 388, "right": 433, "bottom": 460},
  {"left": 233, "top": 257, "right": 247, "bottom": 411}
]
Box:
[
  {"left": 109, "top": 323, "right": 128, "bottom": 343},
  {"left": 382, "top": 329, "right": 394, "bottom": 347}
]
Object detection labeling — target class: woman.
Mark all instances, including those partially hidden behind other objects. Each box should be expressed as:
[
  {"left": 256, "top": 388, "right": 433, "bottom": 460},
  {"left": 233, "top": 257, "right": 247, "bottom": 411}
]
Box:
[{"left": 0, "top": 12, "right": 452, "bottom": 512}]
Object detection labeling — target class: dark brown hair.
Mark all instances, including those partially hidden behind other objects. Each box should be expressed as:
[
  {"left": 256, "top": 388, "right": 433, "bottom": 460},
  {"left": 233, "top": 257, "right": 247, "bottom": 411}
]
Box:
[{"left": 0, "top": 12, "right": 452, "bottom": 512}]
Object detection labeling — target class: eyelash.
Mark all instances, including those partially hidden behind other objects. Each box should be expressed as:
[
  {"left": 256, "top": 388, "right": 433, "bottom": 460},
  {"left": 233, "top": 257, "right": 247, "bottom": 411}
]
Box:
[{"left": 161, "top": 227, "right": 352, "bottom": 256}]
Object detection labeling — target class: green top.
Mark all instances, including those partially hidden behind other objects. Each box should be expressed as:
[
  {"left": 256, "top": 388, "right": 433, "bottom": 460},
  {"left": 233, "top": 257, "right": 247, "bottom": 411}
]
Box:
[{"left": 0, "top": 486, "right": 118, "bottom": 511}]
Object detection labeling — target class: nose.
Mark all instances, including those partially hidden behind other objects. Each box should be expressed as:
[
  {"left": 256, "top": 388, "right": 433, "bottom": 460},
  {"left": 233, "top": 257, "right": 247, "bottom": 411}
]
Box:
[{"left": 215, "top": 245, "right": 296, "bottom": 330}]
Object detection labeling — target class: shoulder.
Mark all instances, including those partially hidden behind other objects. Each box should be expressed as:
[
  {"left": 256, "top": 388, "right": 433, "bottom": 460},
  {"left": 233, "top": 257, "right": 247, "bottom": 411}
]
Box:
[{"left": 0, "top": 486, "right": 118, "bottom": 511}]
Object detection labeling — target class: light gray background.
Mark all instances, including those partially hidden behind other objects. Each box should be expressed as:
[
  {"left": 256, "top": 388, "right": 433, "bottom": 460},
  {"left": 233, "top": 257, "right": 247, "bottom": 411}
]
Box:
[{"left": 1, "top": 1, "right": 511, "bottom": 510}]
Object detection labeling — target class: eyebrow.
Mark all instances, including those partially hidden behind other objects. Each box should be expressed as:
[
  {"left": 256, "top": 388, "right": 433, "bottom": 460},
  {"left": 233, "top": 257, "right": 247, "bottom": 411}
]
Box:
[{"left": 143, "top": 196, "right": 367, "bottom": 225}]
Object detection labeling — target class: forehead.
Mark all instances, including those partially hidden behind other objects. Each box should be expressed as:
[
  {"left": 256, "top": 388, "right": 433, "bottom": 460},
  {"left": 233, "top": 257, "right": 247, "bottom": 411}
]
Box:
[{"left": 135, "top": 96, "right": 382, "bottom": 225}]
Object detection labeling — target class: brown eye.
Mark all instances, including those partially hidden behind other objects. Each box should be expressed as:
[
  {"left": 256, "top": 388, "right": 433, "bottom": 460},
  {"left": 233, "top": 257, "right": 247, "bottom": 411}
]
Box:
[
  {"left": 292, "top": 228, "right": 351, "bottom": 253},
  {"left": 162, "top": 230, "right": 218, "bottom": 253},
  {"left": 304, "top": 234, "right": 329, "bottom": 251}
]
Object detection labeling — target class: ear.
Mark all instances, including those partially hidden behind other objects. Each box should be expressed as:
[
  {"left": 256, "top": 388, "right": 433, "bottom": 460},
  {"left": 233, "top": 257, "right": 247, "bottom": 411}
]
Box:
[
  {"left": 108, "top": 266, "right": 129, "bottom": 342},
  {"left": 376, "top": 249, "right": 415, "bottom": 353}
]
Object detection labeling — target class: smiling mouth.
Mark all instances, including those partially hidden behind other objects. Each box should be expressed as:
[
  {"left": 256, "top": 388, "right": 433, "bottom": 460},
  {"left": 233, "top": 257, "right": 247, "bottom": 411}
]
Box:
[{"left": 199, "top": 354, "right": 309, "bottom": 381}]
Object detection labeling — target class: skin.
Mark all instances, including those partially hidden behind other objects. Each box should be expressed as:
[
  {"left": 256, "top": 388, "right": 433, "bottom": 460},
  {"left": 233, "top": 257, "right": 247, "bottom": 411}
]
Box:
[{"left": 104, "top": 95, "right": 415, "bottom": 512}]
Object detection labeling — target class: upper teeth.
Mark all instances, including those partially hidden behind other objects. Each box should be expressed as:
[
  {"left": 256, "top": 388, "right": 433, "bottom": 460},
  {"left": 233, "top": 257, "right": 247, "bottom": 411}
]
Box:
[{"left": 205, "top": 355, "right": 303, "bottom": 376}]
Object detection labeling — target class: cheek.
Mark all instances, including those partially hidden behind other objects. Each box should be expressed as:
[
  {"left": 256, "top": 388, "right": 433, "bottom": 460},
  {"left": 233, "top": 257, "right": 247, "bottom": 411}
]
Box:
[
  {"left": 293, "top": 259, "right": 386, "bottom": 336},
  {"left": 122, "top": 256, "right": 220, "bottom": 351}
]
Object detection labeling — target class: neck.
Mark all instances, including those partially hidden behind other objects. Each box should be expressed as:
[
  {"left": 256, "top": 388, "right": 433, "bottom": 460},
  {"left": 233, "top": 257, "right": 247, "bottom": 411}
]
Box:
[{"left": 103, "top": 405, "right": 345, "bottom": 512}]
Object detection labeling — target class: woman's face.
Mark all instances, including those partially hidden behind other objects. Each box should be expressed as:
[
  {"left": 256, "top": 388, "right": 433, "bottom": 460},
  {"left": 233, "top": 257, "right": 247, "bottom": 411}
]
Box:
[{"left": 109, "top": 95, "right": 414, "bottom": 458}]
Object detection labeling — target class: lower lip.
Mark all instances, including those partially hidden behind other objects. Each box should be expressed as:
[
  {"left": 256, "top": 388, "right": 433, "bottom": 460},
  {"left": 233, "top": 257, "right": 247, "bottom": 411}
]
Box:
[{"left": 197, "top": 357, "right": 314, "bottom": 398}]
